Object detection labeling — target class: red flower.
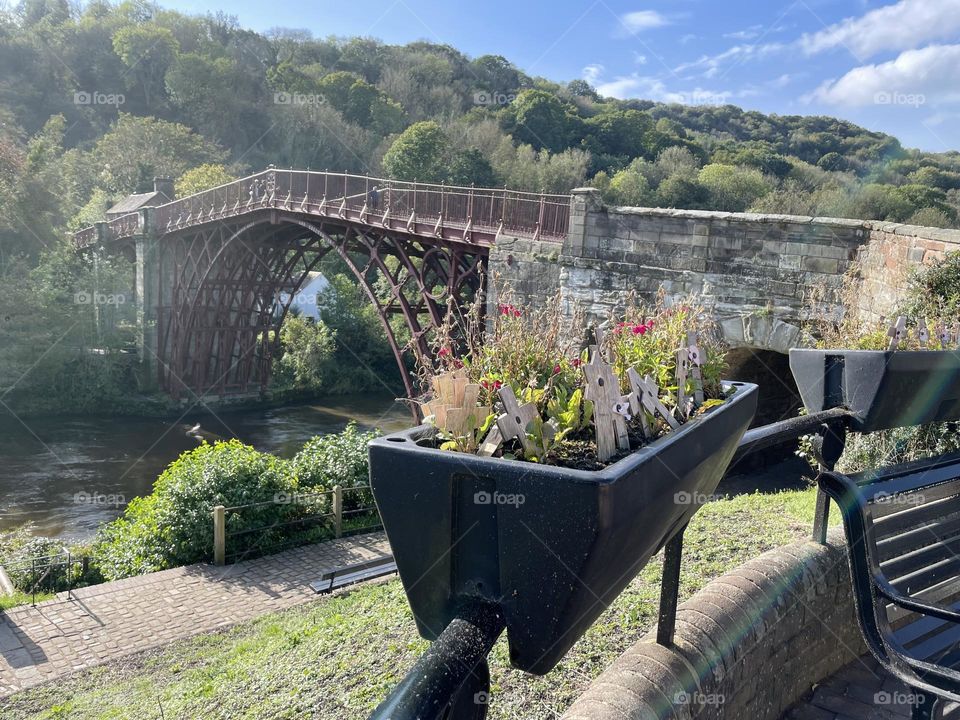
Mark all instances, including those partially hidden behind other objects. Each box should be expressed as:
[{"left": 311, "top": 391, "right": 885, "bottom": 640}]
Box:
[
  {"left": 452, "top": 358, "right": 464, "bottom": 369},
  {"left": 553, "top": 364, "right": 561, "bottom": 375},
  {"left": 438, "top": 347, "right": 450, "bottom": 357},
  {"left": 571, "top": 358, "right": 582, "bottom": 368},
  {"left": 494, "top": 380, "right": 503, "bottom": 390},
  {"left": 646, "top": 319, "right": 655, "bottom": 329},
  {"left": 498, "top": 303, "right": 522, "bottom": 317},
  {"left": 632, "top": 324, "right": 646, "bottom": 335}
]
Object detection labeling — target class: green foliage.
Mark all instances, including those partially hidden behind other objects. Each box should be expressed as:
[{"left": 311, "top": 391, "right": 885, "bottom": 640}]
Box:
[
  {"left": 505, "top": 89, "right": 574, "bottom": 153},
  {"left": 605, "top": 167, "right": 651, "bottom": 206},
  {"left": 292, "top": 422, "right": 379, "bottom": 510},
  {"left": 382, "top": 120, "right": 448, "bottom": 182},
  {"left": 697, "top": 163, "right": 772, "bottom": 212},
  {"left": 94, "top": 440, "right": 299, "bottom": 579},
  {"left": 272, "top": 315, "right": 336, "bottom": 395},
  {"left": 175, "top": 163, "right": 234, "bottom": 197}
]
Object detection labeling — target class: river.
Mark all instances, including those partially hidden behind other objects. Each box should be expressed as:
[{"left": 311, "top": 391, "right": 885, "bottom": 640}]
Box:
[{"left": 0, "top": 394, "right": 411, "bottom": 541}]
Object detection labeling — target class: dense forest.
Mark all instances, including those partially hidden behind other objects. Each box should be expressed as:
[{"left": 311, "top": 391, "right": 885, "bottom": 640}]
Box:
[{"left": 3, "top": 0, "right": 960, "bottom": 412}]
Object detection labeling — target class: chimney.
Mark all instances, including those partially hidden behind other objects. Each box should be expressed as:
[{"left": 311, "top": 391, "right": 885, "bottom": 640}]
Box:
[{"left": 153, "top": 177, "right": 175, "bottom": 199}]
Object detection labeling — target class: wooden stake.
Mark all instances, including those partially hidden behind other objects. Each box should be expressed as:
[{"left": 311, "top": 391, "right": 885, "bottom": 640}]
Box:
[
  {"left": 478, "top": 425, "right": 504, "bottom": 457},
  {"left": 918, "top": 318, "right": 930, "bottom": 348},
  {"left": 686, "top": 331, "right": 705, "bottom": 406},
  {"left": 496, "top": 385, "right": 540, "bottom": 458},
  {"left": 584, "top": 352, "right": 628, "bottom": 461},
  {"left": 676, "top": 346, "right": 688, "bottom": 412},
  {"left": 887, "top": 316, "right": 907, "bottom": 350},
  {"left": 628, "top": 369, "right": 680, "bottom": 431}
]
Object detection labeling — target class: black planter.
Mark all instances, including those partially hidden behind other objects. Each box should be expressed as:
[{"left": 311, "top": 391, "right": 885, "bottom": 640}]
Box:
[
  {"left": 789, "top": 349, "right": 960, "bottom": 432},
  {"left": 369, "top": 381, "right": 758, "bottom": 675}
]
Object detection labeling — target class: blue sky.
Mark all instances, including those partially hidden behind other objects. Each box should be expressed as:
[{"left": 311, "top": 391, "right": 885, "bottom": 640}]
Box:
[{"left": 161, "top": 0, "right": 960, "bottom": 152}]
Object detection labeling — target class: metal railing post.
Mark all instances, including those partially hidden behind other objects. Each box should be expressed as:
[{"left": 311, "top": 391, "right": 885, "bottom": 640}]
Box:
[
  {"left": 213, "top": 505, "right": 226, "bottom": 566},
  {"left": 333, "top": 485, "right": 343, "bottom": 538}
]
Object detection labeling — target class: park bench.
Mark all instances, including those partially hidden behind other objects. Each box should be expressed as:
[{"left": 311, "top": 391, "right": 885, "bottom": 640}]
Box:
[
  {"left": 816, "top": 452, "right": 960, "bottom": 719},
  {"left": 310, "top": 554, "right": 397, "bottom": 594}
]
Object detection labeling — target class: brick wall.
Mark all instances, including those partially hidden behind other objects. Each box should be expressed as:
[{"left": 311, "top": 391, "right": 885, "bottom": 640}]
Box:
[{"left": 561, "top": 533, "right": 865, "bottom": 720}]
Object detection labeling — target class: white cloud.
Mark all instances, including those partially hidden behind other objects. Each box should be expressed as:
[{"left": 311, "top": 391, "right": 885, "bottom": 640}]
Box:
[
  {"left": 594, "top": 74, "right": 732, "bottom": 106},
  {"left": 800, "top": 0, "right": 960, "bottom": 59},
  {"left": 674, "top": 43, "right": 783, "bottom": 79},
  {"left": 811, "top": 44, "right": 960, "bottom": 106},
  {"left": 724, "top": 25, "right": 763, "bottom": 40},
  {"left": 582, "top": 64, "right": 604, "bottom": 84},
  {"left": 620, "top": 10, "right": 670, "bottom": 34},
  {"left": 633, "top": 52, "right": 648, "bottom": 65},
  {"left": 680, "top": 34, "right": 698, "bottom": 45}
]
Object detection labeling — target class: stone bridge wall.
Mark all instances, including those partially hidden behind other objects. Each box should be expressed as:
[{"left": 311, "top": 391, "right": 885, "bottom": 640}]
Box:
[{"left": 490, "top": 189, "right": 960, "bottom": 354}]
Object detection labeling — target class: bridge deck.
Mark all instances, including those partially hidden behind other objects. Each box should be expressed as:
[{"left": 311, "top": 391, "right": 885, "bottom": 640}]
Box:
[{"left": 73, "top": 170, "right": 571, "bottom": 248}]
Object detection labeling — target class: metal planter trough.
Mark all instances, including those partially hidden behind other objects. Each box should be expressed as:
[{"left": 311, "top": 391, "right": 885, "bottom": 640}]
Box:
[
  {"left": 369, "top": 381, "right": 758, "bottom": 682},
  {"left": 789, "top": 349, "right": 960, "bottom": 432}
]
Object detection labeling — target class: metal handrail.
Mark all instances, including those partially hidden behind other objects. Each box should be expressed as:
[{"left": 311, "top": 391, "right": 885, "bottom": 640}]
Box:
[{"left": 74, "top": 169, "right": 572, "bottom": 248}]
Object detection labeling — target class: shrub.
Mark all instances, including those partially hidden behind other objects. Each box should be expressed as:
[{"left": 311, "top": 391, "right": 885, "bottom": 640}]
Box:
[
  {"left": 94, "top": 440, "right": 298, "bottom": 579},
  {"left": 292, "top": 422, "right": 380, "bottom": 511}
]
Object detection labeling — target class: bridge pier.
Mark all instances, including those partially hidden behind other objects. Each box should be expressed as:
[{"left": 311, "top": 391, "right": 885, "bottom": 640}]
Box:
[{"left": 133, "top": 216, "right": 161, "bottom": 392}]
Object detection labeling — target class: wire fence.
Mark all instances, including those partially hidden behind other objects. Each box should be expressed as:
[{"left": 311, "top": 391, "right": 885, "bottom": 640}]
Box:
[{"left": 2, "top": 552, "right": 92, "bottom": 605}]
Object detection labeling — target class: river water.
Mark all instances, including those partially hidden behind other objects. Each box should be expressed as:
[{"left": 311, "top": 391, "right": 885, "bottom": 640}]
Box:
[{"left": 0, "top": 394, "right": 411, "bottom": 541}]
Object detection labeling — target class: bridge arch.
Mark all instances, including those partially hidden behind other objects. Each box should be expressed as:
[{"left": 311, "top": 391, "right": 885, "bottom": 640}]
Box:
[{"left": 161, "top": 211, "right": 487, "bottom": 401}]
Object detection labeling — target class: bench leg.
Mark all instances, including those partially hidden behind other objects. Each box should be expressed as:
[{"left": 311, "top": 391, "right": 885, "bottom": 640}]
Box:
[
  {"left": 812, "top": 487, "right": 830, "bottom": 544},
  {"left": 912, "top": 689, "right": 940, "bottom": 720}
]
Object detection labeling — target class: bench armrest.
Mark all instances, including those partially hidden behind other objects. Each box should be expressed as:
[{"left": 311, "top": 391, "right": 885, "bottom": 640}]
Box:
[{"left": 876, "top": 577, "right": 960, "bottom": 624}]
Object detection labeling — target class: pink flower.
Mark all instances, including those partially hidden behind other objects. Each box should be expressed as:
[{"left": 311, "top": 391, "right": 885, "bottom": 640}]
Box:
[
  {"left": 553, "top": 364, "right": 561, "bottom": 375},
  {"left": 646, "top": 319, "right": 655, "bottom": 329},
  {"left": 632, "top": 324, "right": 646, "bottom": 335},
  {"left": 438, "top": 347, "right": 450, "bottom": 357},
  {"left": 452, "top": 358, "right": 464, "bottom": 369},
  {"left": 494, "top": 380, "right": 503, "bottom": 390},
  {"left": 571, "top": 358, "right": 582, "bottom": 368}
]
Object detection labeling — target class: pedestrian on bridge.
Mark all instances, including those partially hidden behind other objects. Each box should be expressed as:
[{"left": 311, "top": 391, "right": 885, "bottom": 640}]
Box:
[{"left": 368, "top": 184, "right": 380, "bottom": 210}]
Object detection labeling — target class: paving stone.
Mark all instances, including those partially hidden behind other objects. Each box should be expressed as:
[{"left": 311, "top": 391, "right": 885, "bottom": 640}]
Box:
[{"left": 0, "top": 532, "right": 391, "bottom": 697}]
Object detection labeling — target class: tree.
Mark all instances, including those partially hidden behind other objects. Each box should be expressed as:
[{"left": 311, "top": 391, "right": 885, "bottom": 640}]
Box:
[
  {"left": 607, "top": 168, "right": 651, "bottom": 207},
  {"left": 584, "top": 109, "right": 652, "bottom": 159},
  {"left": 447, "top": 148, "right": 498, "bottom": 187},
  {"left": 655, "top": 176, "right": 709, "bottom": 209},
  {"left": 698, "top": 163, "right": 772, "bottom": 212},
  {"left": 382, "top": 121, "right": 449, "bottom": 182},
  {"left": 273, "top": 315, "right": 335, "bottom": 393},
  {"left": 507, "top": 89, "right": 572, "bottom": 153},
  {"left": 80, "top": 114, "right": 227, "bottom": 195},
  {"left": 112, "top": 24, "right": 179, "bottom": 111},
  {"left": 175, "top": 164, "right": 235, "bottom": 197}
]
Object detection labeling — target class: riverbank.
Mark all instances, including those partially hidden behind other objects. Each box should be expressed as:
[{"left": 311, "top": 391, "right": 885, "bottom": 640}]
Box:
[{"left": 0, "top": 394, "right": 409, "bottom": 540}]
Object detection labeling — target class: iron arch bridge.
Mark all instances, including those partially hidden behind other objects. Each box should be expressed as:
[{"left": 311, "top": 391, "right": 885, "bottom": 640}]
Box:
[{"left": 73, "top": 169, "right": 570, "bottom": 401}]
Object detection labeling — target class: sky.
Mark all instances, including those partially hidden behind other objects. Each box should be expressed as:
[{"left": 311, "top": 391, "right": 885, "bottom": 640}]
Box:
[{"left": 159, "top": 0, "right": 960, "bottom": 153}]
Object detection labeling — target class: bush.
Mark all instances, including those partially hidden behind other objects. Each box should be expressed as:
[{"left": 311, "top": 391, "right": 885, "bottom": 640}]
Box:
[
  {"left": 293, "top": 422, "right": 380, "bottom": 511},
  {"left": 94, "top": 440, "right": 299, "bottom": 579},
  {"left": 0, "top": 524, "right": 100, "bottom": 593}
]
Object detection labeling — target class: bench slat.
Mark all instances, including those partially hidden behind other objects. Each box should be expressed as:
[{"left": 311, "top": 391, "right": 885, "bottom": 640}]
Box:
[
  {"left": 881, "top": 534, "right": 960, "bottom": 583},
  {"left": 876, "top": 510, "right": 960, "bottom": 559},
  {"left": 869, "top": 478, "right": 960, "bottom": 521}
]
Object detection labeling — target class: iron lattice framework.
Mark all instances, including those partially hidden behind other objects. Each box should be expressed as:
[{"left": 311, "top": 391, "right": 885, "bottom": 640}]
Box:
[{"left": 74, "top": 169, "right": 569, "bottom": 400}]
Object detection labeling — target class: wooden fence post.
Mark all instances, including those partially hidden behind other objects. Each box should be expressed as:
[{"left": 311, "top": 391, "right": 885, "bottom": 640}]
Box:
[
  {"left": 333, "top": 485, "right": 343, "bottom": 538},
  {"left": 213, "top": 505, "right": 226, "bottom": 566}
]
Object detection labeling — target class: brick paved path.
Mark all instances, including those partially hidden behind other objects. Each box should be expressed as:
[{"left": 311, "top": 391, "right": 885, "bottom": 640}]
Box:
[
  {"left": 782, "top": 653, "right": 960, "bottom": 719},
  {"left": 0, "top": 532, "right": 391, "bottom": 698}
]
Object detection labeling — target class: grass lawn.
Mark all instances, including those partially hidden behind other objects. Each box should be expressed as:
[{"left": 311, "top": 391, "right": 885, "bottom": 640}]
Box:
[{"left": 0, "top": 486, "right": 830, "bottom": 720}]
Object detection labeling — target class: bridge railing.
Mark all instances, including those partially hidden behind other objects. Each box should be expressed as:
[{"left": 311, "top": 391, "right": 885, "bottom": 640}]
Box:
[{"left": 75, "top": 170, "right": 571, "bottom": 247}]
